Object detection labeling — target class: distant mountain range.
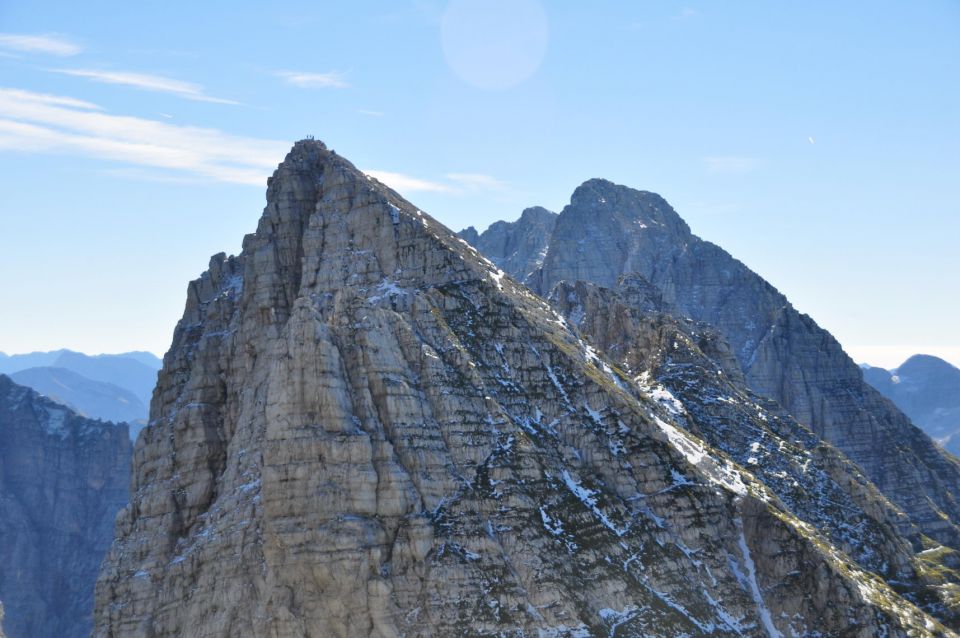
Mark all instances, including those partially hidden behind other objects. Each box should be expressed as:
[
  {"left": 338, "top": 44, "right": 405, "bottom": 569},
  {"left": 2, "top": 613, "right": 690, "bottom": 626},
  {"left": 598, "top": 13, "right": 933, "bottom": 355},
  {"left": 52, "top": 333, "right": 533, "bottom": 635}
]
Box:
[
  {"left": 0, "top": 350, "right": 161, "bottom": 439},
  {"left": 863, "top": 355, "right": 960, "bottom": 456}
]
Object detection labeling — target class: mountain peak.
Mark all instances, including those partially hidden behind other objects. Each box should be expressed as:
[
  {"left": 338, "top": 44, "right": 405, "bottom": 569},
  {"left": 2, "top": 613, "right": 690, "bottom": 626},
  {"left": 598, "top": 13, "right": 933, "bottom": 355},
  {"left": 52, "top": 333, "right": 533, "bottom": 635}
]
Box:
[
  {"left": 570, "top": 178, "right": 668, "bottom": 209},
  {"left": 291, "top": 137, "right": 328, "bottom": 151},
  {"left": 239, "top": 139, "right": 497, "bottom": 320},
  {"left": 563, "top": 179, "right": 691, "bottom": 243},
  {"left": 897, "top": 354, "right": 960, "bottom": 376},
  {"left": 94, "top": 143, "right": 951, "bottom": 636},
  {"left": 529, "top": 180, "right": 692, "bottom": 294},
  {"left": 518, "top": 205, "right": 556, "bottom": 223},
  {"left": 265, "top": 138, "right": 355, "bottom": 200}
]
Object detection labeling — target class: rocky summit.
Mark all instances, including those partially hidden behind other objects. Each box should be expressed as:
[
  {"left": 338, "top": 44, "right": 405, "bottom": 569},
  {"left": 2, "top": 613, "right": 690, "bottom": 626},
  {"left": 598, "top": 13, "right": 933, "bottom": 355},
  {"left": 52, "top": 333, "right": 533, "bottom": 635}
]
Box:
[
  {"left": 466, "top": 177, "right": 960, "bottom": 552},
  {"left": 93, "top": 140, "right": 954, "bottom": 636},
  {"left": 0, "top": 375, "right": 131, "bottom": 638}
]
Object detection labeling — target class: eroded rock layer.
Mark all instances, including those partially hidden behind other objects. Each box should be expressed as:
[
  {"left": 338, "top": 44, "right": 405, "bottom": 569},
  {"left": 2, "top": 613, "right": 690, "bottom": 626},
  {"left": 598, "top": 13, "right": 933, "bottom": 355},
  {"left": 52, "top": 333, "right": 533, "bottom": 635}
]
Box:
[
  {"left": 96, "top": 141, "right": 949, "bottom": 637},
  {"left": 549, "top": 276, "right": 960, "bottom": 625}
]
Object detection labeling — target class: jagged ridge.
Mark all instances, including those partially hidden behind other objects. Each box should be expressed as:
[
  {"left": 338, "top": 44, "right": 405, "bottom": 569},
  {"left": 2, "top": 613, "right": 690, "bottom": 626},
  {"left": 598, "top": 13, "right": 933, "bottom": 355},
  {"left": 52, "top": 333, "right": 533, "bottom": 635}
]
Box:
[
  {"left": 95, "top": 141, "right": 949, "bottom": 637},
  {"left": 466, "top": 177, "right": 960, "bottom": 551}
]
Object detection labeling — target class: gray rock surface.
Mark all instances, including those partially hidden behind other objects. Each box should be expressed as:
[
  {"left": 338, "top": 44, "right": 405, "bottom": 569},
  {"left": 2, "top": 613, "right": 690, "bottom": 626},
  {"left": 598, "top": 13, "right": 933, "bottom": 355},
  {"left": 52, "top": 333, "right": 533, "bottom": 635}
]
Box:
[
  {"left": 457, "top": 206, "right": 556, "bottom": 285},
  {"left": 864, "top": 356, "right": 960, "bottom": 456},
  {"left": 550, "top": 276, "right": 960, "bottom": 625},
  {"left": 95, "top": 140, "right": 949, "bottom": 637},
  {"left": 0, "top": 375, "right": 131, "bottom": 638},
  {"left": 10, "top": 366, "right": 148, "bottom": 427},
  {"left": 468, "top": 178, "right": 960, "bottom": 549}
]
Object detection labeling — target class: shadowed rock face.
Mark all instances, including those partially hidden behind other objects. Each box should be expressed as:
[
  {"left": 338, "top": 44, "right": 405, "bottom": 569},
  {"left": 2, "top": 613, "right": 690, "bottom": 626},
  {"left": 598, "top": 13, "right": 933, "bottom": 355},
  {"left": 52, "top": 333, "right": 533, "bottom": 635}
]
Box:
[
  {"left": 466, "top": 178, "right": 960, "bottom": 549},
  {"left": 94, "top": 140, "right": 948, "bottom": 637},
  {"left": 0, "top": 375, "right": 130, "bottom": 638}
]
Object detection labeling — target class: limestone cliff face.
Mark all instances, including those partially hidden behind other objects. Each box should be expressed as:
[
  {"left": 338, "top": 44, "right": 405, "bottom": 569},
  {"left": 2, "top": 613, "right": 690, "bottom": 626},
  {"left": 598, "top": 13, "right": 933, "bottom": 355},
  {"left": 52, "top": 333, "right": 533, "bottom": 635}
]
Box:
[
  {"left": 0, "top": 375, "right": 131, "bottom": 638},
  {"left": 95, "top": 141, "right": 949, "bottom": 637},
  {"left": 457, "top": 206, "right": 556, "bottom": 285},
  {"left": 550, "top": 277, "right": 960, "bottom": 625},
  {"left": 473, "top": 178, "right": 960, "bottom": 549}
]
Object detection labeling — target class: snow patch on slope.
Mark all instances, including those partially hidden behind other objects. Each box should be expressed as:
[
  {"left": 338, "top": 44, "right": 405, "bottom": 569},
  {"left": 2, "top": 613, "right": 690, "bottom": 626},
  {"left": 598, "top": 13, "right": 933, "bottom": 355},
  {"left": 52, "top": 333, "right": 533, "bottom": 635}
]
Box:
[{"left": 653, "top": 416, "right": 748, "bottom": 496}]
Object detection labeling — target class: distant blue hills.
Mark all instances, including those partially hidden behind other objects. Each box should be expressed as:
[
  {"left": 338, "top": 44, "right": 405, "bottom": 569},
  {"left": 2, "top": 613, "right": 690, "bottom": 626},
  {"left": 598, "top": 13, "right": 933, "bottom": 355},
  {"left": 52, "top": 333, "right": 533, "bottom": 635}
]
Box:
[
  {"left": 863, "top": 354, "right": 960, "bottom": 456},
  {"left": 0, "top": 349, "right": 162, "bottom": 440}
]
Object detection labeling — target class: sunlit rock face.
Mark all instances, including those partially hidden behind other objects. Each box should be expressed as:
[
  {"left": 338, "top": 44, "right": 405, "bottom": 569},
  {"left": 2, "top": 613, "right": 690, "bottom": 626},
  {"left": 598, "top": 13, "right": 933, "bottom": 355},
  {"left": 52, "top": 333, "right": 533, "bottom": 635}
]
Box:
[
  {"left": 465, "top": 177, "right": 960, "bottom": 551},
  {"left": 548, "top": 277, "right": 960, "bottom": 627},
  {"left": 0, "top": 375, "right": 130, "bottom": 638},
  {"left": 95, "top": 141, "right": 948, "bottom": 637}
]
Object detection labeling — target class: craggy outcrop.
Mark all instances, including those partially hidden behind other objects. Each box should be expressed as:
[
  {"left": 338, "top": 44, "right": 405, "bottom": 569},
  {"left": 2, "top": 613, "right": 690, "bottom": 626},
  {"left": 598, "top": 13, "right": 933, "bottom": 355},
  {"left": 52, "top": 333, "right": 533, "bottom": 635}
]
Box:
[
  {"left": 94, "top": 141, "right": 948, "bottom": 636},
  {"left": 465, "top": 178, "right": 960, "bottom": 549},
  {"left": 457, "top": 205, "right": 556, "bottom": 285},
  {"left": 550, "top": 277, "right": 960, "bottom": 625}
]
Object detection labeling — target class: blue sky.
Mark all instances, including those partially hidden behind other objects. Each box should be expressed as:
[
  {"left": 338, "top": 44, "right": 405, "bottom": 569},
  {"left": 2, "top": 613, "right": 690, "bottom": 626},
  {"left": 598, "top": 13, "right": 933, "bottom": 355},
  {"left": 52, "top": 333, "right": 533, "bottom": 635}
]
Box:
[{"left": 0, "top": 0, "right": 957, "bottom": 368}]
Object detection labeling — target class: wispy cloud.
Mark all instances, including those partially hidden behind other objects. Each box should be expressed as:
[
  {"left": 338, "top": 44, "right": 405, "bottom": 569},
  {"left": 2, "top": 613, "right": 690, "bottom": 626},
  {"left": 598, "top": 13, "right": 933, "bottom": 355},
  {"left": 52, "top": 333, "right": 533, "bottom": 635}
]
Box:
[
  {"left": 0, "top": 33, "right": 81, "bottom": 56},
  {"left": 277, "top": 71, "right": 349, "bottom": 89},
  {"left": 674, "top": 7, "right": 699, "bottom": 20},
  {"left": 703, "top": 155, "right": 760, "bottom": 174},
  {"left": 0, "top": 88, "right": 102, "bottom": 111},
  {"left": 365, "top": 170, "right": 453, "bottom": 193},
  {"left": 0, "top": 87, "right": 503, "bottom": 196},
  {"left": 49, "top": 68, "right": 239, "bottom": 104},
  {"left": 446, "top": 173, "right": 507, "bottom": 191},
  {"left": 366, "top": 171, "right": 508, "bottom": 194},
  {"left": 0, "top": 87, "right": 285, "bottom": 185}
]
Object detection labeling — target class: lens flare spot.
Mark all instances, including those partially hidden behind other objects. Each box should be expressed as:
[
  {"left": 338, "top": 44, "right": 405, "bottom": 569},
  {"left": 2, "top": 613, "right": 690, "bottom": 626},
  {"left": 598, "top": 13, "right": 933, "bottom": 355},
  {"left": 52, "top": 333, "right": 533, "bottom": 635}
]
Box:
[{"left": 441, "top": 0, "right": 548, "bottom": 90}]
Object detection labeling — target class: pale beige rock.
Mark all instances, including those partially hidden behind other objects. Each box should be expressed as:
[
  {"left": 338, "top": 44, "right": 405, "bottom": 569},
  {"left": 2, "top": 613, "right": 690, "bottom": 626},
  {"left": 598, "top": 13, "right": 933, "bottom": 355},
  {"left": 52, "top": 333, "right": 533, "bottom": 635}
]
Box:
[{"left": 96, "top": 141, "right": 951, "bottom": 637}]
